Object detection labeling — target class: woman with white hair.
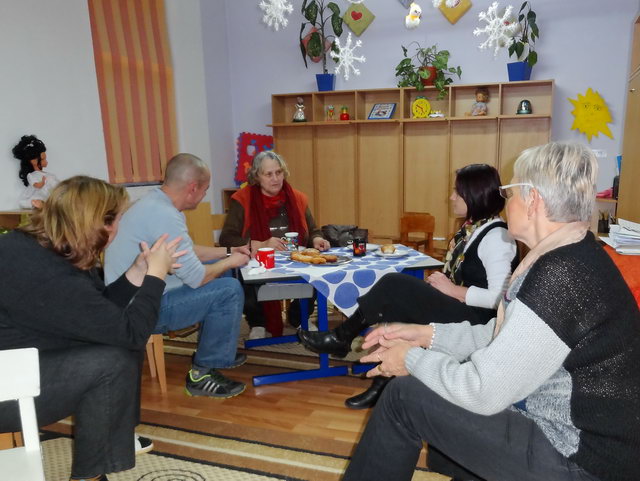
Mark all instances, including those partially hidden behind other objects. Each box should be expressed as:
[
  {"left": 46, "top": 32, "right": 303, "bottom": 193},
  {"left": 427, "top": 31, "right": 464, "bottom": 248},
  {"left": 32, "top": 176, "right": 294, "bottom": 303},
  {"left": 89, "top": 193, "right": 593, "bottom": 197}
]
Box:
[
  {"left": 220, "top": 151, "right": 330, "bottom": 338},
  {"left": 342, "top": 142, "right": 640, "bottom": 481}
]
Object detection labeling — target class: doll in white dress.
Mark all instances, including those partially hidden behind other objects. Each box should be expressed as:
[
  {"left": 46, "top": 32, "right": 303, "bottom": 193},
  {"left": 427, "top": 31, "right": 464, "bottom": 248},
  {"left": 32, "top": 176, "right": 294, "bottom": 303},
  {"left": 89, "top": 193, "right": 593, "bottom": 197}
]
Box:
[{"left": 13, "top": 135, "right": 59, "bottom": 209}]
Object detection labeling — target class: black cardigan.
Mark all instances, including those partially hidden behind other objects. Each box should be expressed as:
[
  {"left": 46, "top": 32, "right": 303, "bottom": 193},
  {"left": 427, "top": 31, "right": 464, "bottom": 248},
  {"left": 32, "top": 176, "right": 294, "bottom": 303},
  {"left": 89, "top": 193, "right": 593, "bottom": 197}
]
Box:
[{"left": 0, "top": 231, "right": 165, "bottom": 352}]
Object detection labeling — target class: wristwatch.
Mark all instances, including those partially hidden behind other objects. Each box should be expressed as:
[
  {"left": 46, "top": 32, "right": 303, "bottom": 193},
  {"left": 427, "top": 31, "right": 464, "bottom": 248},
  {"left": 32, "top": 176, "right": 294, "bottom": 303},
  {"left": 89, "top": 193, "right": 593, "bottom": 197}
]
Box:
[{"left": 226, "top": 246, "right": 232, "bottom": 257}]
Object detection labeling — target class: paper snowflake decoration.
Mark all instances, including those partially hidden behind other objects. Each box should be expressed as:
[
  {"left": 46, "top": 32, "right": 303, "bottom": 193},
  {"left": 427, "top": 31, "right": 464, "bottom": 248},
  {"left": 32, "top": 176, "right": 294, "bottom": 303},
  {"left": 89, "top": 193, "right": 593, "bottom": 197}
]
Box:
[
  {"left": 330, "top": 32, "right": 366, "bottom": 81},
  {"left": 432, "top": 0, "right": 462, "bottom": 7},
  {"left": 473, "top": 2, "right": 520, "bottom": 57},
  {"left": 259, "top": 0, "right": 293, "bottom": 31}
]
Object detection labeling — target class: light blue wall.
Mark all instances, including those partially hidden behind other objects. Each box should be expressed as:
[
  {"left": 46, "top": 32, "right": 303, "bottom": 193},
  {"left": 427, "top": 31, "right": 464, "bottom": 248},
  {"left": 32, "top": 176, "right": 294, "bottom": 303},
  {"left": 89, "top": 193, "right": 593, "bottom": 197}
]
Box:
[{"left": 207, "top": 0, "right": 639, "bottom": 191}]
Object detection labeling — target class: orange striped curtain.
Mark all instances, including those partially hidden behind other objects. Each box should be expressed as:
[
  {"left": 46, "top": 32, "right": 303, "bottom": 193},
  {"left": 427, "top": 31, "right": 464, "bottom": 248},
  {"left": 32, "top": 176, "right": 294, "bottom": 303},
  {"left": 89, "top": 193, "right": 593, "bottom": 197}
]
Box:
[{"left": 88, "top": 0, "right": 178, "bottom": 184}]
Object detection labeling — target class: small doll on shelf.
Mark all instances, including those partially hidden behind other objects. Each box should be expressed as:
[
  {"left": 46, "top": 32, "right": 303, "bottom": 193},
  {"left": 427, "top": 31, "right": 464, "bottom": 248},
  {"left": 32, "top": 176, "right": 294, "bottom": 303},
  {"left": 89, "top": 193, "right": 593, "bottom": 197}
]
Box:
[
  {"left": 13, "top": 134, "right": 60, "bottom": 209},
  {"left": 466, "top": 87, "right": 490, "bottom": 116},
  {"left": 292, "top": 96, "right": 307, "bottom": 122}
]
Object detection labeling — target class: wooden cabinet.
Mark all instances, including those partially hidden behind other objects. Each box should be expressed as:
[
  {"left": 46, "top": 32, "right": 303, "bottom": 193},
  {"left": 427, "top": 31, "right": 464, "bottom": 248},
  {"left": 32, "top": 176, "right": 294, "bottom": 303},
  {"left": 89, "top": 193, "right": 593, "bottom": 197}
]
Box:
[
  {"left": 270, "top": 80, "right": 553, "bottom": 240},
  {"left": 618, "top": 16, "right": 640, "bottom": 223}
]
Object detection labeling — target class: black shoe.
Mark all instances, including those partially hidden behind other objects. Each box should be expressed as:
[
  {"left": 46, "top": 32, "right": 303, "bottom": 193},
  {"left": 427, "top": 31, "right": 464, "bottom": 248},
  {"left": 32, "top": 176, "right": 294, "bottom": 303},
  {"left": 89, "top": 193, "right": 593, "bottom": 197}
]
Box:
[
  {"left": 228, "top": 352, "right": 247, "bottom": 368},
  {"left": 345, "top": 376, "right": 392, "bottom": 409},
  {"left": 297, "top": 329, "right": 351, "bottom": 358},
  {"left": 185, "top": 368, "right": 246, "bottom": 398}
]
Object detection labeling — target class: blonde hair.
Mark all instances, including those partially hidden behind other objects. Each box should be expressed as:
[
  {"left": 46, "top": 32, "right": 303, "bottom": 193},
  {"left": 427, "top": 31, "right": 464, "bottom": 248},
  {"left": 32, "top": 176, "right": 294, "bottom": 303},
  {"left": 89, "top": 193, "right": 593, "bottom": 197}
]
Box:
[
  {"left": 20, "top": 176, "right": 128, "bottom": 270},
  {"left": 247, "top": 151, "right": 290, "bottom": 186},
  {"left": 513, "top": 142, "right": 597, "bottom": 222}
]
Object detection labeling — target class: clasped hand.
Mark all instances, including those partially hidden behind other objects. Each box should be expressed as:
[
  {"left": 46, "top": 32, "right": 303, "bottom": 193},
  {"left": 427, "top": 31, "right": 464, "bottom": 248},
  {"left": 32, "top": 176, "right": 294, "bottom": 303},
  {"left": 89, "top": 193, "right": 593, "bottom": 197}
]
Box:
[
  {"left": 127, "top": 234, "right": 187, "bottom": 285},
  {"left": 359, "top": 323, "right": 433, "bottom": 378}
]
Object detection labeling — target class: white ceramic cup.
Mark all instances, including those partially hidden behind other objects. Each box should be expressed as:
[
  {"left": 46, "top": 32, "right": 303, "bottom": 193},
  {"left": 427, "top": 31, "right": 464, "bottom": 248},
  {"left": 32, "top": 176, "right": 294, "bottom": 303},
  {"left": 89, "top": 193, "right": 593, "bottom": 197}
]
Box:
[{"left": 282, "top": 232, "right": 299, "bottom": 251}]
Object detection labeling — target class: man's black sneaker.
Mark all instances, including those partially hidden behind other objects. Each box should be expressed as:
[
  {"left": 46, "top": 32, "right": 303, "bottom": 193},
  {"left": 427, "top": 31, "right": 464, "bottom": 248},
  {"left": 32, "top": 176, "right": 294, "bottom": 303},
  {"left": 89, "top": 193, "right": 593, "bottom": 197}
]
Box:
[{"left": 185, "top": 368, "right": 246, "bottom": 398}]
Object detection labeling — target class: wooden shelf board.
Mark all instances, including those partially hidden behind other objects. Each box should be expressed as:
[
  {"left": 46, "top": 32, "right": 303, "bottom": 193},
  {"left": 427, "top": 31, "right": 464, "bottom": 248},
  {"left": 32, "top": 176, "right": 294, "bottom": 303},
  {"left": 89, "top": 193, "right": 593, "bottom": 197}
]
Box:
[{"left": 498, "top": 114, "right": 551, "bottom": 119}]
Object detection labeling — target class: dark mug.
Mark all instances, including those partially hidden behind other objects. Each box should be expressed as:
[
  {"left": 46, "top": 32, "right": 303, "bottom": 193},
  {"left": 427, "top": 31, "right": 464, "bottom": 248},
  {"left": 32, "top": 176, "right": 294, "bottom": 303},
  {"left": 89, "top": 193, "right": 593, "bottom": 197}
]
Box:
[{"left": 352, "top": 228, "right": 368, "bottom": 257}]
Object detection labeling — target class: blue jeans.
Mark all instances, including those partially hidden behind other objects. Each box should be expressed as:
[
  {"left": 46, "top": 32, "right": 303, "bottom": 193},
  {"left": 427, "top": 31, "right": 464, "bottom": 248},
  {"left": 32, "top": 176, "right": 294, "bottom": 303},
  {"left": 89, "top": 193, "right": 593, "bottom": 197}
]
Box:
[{"left": 154, "top": 277, "right": 244, "bottom": 369}]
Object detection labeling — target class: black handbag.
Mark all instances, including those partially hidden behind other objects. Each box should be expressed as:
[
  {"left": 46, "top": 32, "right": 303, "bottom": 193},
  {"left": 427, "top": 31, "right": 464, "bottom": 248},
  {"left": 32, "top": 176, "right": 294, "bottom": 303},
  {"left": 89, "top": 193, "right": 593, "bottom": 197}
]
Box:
[{"left": 321, "top": 224, "right": 358, "bottom": 247}]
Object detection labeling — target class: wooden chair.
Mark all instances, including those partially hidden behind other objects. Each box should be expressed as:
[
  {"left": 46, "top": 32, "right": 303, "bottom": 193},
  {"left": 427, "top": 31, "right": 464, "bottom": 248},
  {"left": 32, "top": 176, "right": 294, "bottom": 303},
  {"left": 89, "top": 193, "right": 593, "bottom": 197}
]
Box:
[
  {"left": 393, "top": 212, "right": 436, "bottom": 256},
  {"left": 145, "top": 334, "right": 167, "bottom": 393},
  {"left": 0, "top": 348, "right": 45, "bottom": 481}
]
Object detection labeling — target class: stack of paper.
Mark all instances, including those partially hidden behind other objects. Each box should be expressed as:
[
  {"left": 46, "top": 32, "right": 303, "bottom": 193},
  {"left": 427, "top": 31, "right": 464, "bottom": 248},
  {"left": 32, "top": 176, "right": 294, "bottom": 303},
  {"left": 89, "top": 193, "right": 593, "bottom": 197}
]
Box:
[{"left": 602, "top": 218, "right": 640, "bottom": 255}]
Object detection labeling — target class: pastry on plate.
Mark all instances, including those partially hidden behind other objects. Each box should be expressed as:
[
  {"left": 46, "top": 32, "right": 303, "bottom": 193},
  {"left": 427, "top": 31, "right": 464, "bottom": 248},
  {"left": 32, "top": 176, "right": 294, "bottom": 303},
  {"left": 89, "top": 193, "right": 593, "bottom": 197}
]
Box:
[{"left": 380, "top": 244, "right": 396, "bottom": 254}]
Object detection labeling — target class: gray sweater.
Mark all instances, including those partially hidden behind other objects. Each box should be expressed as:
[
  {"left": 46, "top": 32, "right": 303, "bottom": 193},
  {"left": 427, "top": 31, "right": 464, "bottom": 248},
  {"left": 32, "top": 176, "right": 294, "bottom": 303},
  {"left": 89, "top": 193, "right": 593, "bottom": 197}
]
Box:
[{"left": 405, "top": 233, "right": 640, "bottom": 481}]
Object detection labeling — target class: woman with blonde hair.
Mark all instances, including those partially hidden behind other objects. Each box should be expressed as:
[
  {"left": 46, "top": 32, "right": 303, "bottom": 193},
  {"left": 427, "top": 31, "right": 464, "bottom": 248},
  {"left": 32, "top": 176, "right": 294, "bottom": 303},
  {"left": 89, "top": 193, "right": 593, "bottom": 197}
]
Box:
[
  {"left": 0, "top": 176, "right": 182, "bottom": 481},
  {"left": 343, "top": 142, "right": 640, "bottom": 481}
]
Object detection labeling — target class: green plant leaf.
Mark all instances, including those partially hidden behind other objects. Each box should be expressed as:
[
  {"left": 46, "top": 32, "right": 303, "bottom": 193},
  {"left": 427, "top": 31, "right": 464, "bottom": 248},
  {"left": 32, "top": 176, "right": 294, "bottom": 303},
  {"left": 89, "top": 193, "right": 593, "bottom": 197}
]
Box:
[
  {"left": 401, "top": 45, "right": 408, "bottom": 57},
  {"left": 530, "top": 21, "right": 539, "bottom": 40},
  {"left": 299, "top": 23, "right": 309, "bottom": 68},
  {"left": 519, "top": 13, "right": 524, "bottom": 22},
  {"left": 304, "top": 1, "right": 318, "bottom": 24},
  {"left": 508, "top": 43, "right": 516, "bottom": 56},
  {"left": 515, "top": 42, "right": 524, "bottom": 59},
  {"left": 527, "top": 50, "right": 538, "bottom": 68},
  {"left": 331, "top": 13, "right": 343, "bottom": 37},
  {"left": 307, "top": 31, "right": 322, "bottom": 58},
  {"left": 326, "top": 2, "right": 340, "bottom": 16},
  {"left": 527, "top": 10, "right": 536, "bottom": 23},
  {"left": 301, "top": 0, "right": 308, "bottom": 14}
]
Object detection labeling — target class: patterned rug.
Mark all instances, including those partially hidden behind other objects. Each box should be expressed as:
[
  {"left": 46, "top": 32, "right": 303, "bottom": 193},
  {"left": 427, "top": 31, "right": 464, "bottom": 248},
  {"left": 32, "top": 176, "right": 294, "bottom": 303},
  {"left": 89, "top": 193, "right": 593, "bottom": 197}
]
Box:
[{"left": 42, "top": 422, "right": 449, "bottom": 481}]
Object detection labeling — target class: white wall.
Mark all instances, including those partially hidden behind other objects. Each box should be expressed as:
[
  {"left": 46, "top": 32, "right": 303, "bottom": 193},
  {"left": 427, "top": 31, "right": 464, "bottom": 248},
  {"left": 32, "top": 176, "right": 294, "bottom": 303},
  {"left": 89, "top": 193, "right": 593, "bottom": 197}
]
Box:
[
  {"left": 221, "top": 0, "right": 640, "bottom": 190},
  {"left": 0, "top": 0, "right": 218, "bottom": 210},
  {"left": 0, "top": 0, "right": 107, "bottom": 210}
]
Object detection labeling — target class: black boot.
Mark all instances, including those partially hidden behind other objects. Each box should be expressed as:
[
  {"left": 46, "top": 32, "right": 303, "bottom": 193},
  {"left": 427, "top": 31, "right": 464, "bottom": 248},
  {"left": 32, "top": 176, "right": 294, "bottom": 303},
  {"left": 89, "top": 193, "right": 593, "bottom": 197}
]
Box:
[
  {"left": 297, "top": 309, "right": 367, "bottom": 358},
  {"left": 345, "top": 375, "right": 392, "bottom": 409}
]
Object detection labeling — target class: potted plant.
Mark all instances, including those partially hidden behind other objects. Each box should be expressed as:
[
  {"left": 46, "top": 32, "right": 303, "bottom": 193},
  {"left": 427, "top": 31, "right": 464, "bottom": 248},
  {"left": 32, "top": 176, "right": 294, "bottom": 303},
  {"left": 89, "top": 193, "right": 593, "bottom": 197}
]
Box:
[
  {"left": 299, "top": 0, "right": 343, "bottom": 91},
  {"left": 395, "top": 42, "right": 462, "bottom": 100},
  {"left": 507, "top": 1, "right": 539, "bottom": 81}
]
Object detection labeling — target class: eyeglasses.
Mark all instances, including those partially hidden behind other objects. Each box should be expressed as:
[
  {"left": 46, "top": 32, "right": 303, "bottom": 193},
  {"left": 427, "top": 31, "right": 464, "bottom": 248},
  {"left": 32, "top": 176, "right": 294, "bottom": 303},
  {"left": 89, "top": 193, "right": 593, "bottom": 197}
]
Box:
[{"left": 498, "top": 183, "right": 534, "bottom": 199}]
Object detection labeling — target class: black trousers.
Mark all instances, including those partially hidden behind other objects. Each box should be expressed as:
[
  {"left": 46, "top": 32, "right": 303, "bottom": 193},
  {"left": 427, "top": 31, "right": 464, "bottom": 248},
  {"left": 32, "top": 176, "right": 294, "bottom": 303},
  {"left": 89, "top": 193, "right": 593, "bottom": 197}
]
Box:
[
  {"left": 343, "top": 376, "right": 601, "bottom": 481},
  {"left": 0, "top": 345, "right": 141, "bottom": 478},
  {"left": 358, "top": 272, "right": 495, "bottom": 328}
]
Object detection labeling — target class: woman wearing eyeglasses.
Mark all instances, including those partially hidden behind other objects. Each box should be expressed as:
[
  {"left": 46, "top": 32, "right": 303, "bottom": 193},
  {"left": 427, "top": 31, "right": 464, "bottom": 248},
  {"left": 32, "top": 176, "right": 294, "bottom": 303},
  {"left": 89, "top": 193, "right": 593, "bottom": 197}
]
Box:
[
  {"left": 298, "top": 164, "right": 518, "bottom": 412},
  {"left": 342, "top": 142, "right": 640, "bottom": 481}
]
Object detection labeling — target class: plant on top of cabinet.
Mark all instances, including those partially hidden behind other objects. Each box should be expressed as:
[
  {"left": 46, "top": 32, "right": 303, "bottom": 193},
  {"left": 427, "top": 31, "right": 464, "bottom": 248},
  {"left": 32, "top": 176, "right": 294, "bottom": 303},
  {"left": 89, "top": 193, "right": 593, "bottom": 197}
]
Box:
[
  {"left": 395, "top": 42, "right": 462, "bottom": 99},
  {"left": 299, "top": 1, "right": 343, "bottom": 74},
  {"left": 508, "top": 2, "right": 539, "bottom": 68}
]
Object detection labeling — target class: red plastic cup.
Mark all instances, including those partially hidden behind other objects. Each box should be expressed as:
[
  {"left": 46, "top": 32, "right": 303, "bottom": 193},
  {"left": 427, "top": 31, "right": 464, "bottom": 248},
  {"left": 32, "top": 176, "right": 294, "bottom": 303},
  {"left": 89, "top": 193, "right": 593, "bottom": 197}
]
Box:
[{"left": 256, "top": 247, "right": 275, "bottom": 269}]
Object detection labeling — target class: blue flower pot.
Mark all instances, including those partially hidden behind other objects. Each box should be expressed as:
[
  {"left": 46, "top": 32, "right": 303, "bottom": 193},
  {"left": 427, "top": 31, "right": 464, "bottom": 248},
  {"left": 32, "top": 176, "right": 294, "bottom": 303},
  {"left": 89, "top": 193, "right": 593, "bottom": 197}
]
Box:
[
  {"left": 316, "top": 73, "right": 336, "bottom": 92},
  {"left": 507, "top": 61, "right": 532, "bottom": 81}
]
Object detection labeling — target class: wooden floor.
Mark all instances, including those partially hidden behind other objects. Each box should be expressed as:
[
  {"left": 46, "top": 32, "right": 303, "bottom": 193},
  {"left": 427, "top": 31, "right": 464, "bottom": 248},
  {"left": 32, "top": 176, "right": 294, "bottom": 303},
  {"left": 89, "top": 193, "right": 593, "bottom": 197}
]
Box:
[
  {"left": 140, "top": 351, "right": 373, "bottom": 447},
  {"left": 140, "top": 350, "right": 429, "bottom": 468}
]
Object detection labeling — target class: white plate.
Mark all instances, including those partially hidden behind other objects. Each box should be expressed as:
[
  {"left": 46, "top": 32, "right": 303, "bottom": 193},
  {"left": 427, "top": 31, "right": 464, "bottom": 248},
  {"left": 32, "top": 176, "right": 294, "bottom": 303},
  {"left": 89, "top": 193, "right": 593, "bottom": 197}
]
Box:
[
  {"left": 373, "top": 248, "right": 410, "bottom": 258},
  {"left": 367, "top": 243, "right": 379, "bottom": 251}
]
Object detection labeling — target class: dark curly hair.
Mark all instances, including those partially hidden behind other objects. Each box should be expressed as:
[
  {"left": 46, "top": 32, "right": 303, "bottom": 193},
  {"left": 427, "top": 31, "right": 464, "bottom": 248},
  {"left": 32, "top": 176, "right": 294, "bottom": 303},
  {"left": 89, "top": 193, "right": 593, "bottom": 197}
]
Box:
[{"left": 12, "top": 135, "right": 46, "bottom": 186}]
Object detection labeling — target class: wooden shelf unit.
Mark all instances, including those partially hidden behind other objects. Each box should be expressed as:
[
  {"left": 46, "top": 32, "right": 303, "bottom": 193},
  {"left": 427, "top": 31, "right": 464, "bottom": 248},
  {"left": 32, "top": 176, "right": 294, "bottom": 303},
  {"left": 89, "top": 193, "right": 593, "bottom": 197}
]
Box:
[{"left": 270, "top": 80, "right": 554, "bottom": 240}]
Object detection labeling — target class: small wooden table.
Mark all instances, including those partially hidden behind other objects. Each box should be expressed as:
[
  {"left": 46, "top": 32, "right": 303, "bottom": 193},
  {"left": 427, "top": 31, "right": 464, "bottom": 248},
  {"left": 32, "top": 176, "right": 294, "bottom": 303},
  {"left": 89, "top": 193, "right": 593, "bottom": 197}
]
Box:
[{"left": 0, "top": 210, "right": 31, "bottom": 229}]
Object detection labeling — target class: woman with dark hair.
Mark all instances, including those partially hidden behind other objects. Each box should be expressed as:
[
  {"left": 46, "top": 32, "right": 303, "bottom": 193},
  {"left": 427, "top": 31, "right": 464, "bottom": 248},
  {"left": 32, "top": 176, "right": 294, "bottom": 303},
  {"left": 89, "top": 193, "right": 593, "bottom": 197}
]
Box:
[
  {"left": 298, "top": 164, "right": 517, "bottom": 410},
  {"left": 0, "top": 176, "right": 182, "bottom": 481},
  {"left": 12, "top": 134, "right": 59, "bottom": 209}
]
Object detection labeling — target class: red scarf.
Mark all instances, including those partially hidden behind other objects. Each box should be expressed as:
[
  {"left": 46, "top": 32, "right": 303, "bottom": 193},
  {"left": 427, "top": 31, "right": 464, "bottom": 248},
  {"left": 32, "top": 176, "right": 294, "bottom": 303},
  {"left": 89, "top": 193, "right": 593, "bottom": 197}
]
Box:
[{"left": 247, "top": 181, "right": 308, "bottom": 244}]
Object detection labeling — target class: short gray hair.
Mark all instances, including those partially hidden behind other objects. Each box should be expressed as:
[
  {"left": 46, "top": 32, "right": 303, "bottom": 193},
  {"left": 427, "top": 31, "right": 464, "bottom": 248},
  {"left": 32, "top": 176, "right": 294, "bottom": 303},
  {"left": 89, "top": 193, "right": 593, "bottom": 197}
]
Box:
[
  {"left": 247, "top": 151, "right": 289, "bottom": 186},
  {"left": 164, "top": 153, "right": 209, "bottom": 187},
  {"left": 513, "top": 142, "right": 597, "bottom": 223}
]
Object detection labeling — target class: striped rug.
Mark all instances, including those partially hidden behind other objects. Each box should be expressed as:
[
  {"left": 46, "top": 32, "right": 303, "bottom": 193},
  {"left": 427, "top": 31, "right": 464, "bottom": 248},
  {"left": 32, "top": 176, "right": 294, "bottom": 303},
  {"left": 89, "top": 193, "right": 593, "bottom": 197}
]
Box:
[{"left": 42, "top": 421, "right": 449, "bottom": 481}]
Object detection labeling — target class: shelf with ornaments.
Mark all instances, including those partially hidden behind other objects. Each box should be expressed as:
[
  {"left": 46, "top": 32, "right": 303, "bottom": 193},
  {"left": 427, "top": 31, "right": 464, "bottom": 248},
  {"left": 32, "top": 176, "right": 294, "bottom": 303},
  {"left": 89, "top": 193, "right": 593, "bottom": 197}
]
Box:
[
  {"left": 355, "top": 88, "right": 402, "bottom": 121},
  {"left": 312, "top": 91, "right": 357, "bottom": 122},
  {"left": 402, "top": 87, "right": 449, "bottom": 120},
  {"left": 272, "top": 93, "right": 315, "bottom": 123},
  {"left": 500, "top": 80, "right": 554, "bottom": 117},
  {"left": 450, "top": 84, "right": 500, "bottom": 118}
]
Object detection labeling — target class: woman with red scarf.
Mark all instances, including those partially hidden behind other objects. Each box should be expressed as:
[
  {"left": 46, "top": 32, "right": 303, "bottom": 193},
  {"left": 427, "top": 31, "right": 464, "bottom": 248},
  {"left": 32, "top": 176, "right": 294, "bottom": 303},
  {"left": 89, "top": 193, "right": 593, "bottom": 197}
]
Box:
[{"left": 220, "top": 151, "right": 329, "bottom": 338}]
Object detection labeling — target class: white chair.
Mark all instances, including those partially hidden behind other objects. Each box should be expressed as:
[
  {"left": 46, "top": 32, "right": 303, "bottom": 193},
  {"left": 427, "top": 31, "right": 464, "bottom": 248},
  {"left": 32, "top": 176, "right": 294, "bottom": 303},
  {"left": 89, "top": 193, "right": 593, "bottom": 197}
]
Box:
[{"left": 0, "top": 348, "right": 45, "bottom": 481}]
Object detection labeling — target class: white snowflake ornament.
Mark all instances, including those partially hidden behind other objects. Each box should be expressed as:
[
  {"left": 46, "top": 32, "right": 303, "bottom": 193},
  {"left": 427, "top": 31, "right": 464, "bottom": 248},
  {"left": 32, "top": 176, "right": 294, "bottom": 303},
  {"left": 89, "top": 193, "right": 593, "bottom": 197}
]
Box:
[
  {"left": 473, "top": 2, "right": 520, "bottom": 56},
  {"left": 330, "top": 33, "right": 366, "bottom": 81},
  {"left": 259, "top": 0, "right": 293, "bottom": 31}
]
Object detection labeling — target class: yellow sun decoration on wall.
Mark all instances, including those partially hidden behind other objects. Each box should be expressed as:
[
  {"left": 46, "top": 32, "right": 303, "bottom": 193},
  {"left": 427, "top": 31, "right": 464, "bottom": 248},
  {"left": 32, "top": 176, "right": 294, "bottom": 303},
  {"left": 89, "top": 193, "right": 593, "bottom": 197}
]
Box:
[{"left": 568, "top": 88, "right": 613, "bottom": 142}]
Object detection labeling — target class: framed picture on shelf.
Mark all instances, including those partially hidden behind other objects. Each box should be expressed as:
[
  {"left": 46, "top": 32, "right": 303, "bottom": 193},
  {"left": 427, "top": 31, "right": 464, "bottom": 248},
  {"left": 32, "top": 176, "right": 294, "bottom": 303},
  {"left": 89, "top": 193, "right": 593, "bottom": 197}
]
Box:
[{"left": 368, "top": 103, "right": 397, "bottom": 120}]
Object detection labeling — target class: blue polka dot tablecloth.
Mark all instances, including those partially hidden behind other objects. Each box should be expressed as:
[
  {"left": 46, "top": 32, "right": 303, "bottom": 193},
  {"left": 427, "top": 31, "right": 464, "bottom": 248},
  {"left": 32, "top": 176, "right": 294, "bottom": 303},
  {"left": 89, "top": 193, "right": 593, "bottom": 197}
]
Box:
[{"left": 270, "top": 247, "right": 432, "bottom": 317}]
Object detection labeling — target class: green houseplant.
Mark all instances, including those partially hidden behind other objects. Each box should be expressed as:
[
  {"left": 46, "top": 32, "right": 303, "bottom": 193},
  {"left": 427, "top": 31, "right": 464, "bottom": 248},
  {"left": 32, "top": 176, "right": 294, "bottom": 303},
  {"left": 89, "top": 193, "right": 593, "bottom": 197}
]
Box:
[
  {"left": 395, "top": 42, "right": 462, "bottom": 99},
  {"left": 299, "top": 0, "right": 343, "bottom": 91},
  {"left": 508, "top": 1, "right": 539, "bottom": 68}
]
